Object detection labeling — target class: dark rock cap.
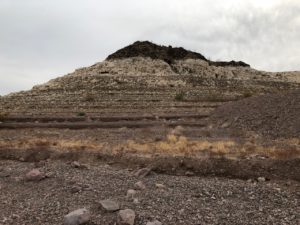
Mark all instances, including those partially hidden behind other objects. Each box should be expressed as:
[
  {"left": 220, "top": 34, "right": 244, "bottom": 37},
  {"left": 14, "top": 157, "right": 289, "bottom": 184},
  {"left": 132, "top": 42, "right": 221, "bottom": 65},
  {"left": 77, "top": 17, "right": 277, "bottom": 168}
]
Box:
[
  {"left": 107, "top": 41, "right": 206, "bottom": 64},
  {"left": 106, "top": 41, "right": 250, "bottom": 67}
]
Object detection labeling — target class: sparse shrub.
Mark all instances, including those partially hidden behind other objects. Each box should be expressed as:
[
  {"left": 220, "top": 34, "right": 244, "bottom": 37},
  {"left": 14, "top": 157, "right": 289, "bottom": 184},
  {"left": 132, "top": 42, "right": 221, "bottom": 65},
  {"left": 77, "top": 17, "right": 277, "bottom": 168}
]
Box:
[
  {"left": 170, "top": 126, "right": 184, "bottom": 136},
  {"left": 84, "top": 93, "right": 95, "bottom": 102},
  {"left": 77, "top": 112, "right": 86, "bottom": 117},
  {"left": 34, "top": 139, "right": 51, "bottom": 147},
  {"left": 0, "top": 112, "right": 9, "bottom": 121},
  {"left": 202, "top": 129, "right": 212, "bottom": 138},
  {"left": 268, "top": 147, "right": 300, "bottom": 160},
  {"left": 242, "top": 91, "right": 253, "bottom": 98},
  {"left": 229, "top": 128, "right": 247, "bottom": 138},
  {"left": 206, "top": 93, "right": 224, "bottom": 102},
  {"left": 175, "top": 92, "right": 185, "bottom": 101}
]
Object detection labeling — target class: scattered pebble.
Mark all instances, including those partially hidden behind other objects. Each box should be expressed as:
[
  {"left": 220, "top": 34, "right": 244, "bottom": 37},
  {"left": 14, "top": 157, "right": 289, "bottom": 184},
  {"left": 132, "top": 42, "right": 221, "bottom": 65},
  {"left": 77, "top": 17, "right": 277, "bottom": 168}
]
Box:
[
  {"left": 126, "top": 189, "right": 137, "bottom": 199},
  {"left": 133, "top": 198, "right": 139, "bottom": 204},
  {"left": 19, "top": 157, "right": 25, "bottom": 162},
  {"left": 71, "top": 161, "right": 89, "bottom": 169},
  {"left": 146, "top": 220, "right": 162, "bottom": 225},
  {"left": 178, "top": 209, "right": 185, "bottom": 215},
  {"left": 134, "top": 181, "right": 146, "bottom": 190},
  {"left": 257, "top": 177, "right": 266, "bottom": 182},
  {"left": 72, "top": 161, "right": 81, "bottom": 168},
  {"left": 155, "top": 183, "right": 166, "bottom": 189},
  {"left": 134, "top": 168, "right": 151, "bottom": 177},
  {"left": 70, "top": 186, "right": 82, "bottom": 194},
  {"left": 34, "top": 161, "right": 47, "bottom": 168},
  {"left": 185, "top": 171, "right": 194, "bottom": 176}
]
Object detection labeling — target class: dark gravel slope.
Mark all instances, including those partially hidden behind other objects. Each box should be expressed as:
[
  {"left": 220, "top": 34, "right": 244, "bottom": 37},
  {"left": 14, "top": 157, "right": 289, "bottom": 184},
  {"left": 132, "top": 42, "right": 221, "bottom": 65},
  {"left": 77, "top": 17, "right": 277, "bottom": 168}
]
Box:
[{"left": 211, "top": 89, "right": 300, "bottom": 139}]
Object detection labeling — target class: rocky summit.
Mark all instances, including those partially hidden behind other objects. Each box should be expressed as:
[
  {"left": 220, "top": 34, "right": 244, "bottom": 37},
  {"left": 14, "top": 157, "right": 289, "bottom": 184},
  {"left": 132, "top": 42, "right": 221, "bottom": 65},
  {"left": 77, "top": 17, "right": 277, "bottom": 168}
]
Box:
[{"left": 0, "top": 41, "right": 299, "bottom": 116}]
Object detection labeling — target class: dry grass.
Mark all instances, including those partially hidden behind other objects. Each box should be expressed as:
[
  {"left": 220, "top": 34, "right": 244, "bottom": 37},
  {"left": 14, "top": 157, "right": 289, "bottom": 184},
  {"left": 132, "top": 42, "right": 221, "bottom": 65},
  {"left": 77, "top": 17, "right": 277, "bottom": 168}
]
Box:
[
  {"left": 0, "top": 138, "right": 103, "bottom": 152},
  {"left": 114, "top": 135, "right": 237, "bottom": 157},
  {"left": 115, "top": 133, "right": 300, "bottom": 159},
  {"left": 0, "top": 135, "right": 299, "bottom": 160}
]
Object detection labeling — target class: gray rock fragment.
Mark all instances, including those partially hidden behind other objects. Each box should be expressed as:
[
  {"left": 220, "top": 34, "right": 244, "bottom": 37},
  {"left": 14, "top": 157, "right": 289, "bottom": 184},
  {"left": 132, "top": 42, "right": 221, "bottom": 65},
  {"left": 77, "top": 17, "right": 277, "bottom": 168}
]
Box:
[
  {"left": 134, "top": 181, "right": 146, "bottom": 190},
  {"left": 146, "top": 220, "right": 162, "bottom": 225},
  {"left": 126, "top": 189, "right": 137, "bottom": 199},
  {"left": 155, "top": 183, "right": 166, "bottom": 189},
  {"left": 72, "top": 161, "right": 81, "bottom": 168},
  {"left": 100, "top": 199, "right": 120, "bottom": 212},
  {"left": 257, "top": 177, "right": 266, "bottom": 182},
  {"left": 117, "top": 209, "right": 136, "bottom": 225},
  {"left": 64, "top": 208, "right": 90, "bottom": 225},
  {"left": 25, "top": 169, "right": 45, "bottom": 181},
  {"left": 134, "top": 168, "right": 151, "bottom": 177}
]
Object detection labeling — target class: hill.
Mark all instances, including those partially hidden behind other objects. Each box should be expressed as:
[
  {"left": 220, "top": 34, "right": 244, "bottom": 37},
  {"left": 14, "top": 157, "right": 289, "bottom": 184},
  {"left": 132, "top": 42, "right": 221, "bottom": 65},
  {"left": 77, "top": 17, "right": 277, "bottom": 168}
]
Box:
[{"left": 0, "top": 41, "right": 299, "bottom": 116}]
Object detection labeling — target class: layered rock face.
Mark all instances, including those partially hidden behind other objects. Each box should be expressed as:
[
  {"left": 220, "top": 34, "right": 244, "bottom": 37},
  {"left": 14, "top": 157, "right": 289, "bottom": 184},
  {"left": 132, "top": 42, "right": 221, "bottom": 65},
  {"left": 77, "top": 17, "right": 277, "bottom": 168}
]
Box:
[{"left": 0, "top": 42, "right": 299, "bottom": 116}]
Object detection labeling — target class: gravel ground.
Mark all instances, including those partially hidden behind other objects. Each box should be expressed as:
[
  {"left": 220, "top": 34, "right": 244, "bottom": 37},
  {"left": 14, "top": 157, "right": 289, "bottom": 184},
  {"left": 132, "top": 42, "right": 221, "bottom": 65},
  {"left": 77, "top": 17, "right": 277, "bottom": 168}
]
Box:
[{"left": 0, "top": 160, "right": 299, "bottom": 225}]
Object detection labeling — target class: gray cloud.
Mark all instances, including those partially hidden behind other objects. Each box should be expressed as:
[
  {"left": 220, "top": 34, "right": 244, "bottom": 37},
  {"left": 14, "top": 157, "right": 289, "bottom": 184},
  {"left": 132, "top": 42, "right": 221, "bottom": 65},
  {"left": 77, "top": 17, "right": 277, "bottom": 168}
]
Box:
[{"left": 0, "top": 0, "right": 299, "bottom": 95}]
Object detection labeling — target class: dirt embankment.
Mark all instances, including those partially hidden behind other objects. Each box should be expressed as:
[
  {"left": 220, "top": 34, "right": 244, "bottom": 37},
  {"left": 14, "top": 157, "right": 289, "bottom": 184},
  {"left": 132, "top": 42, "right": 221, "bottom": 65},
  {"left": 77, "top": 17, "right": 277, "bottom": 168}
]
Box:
[{"left": 211, "top": 89, "right": 300, "bottom": 139}]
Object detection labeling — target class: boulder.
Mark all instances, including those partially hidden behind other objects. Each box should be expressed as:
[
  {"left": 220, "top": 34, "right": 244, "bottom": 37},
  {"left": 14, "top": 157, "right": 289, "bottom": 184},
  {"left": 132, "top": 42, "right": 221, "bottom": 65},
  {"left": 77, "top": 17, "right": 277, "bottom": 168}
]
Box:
[
  {"left": 25, "top": 169, "right": 45, "bottom": 181},
  {"left": 64, "top": 208, "right": 90, "bottom": 225},
  {"left": 99, "top": 199, "right": 120, "bottom": 212},
  {"left": 117, "top": 209, "right": 136, "bottom": 225}
]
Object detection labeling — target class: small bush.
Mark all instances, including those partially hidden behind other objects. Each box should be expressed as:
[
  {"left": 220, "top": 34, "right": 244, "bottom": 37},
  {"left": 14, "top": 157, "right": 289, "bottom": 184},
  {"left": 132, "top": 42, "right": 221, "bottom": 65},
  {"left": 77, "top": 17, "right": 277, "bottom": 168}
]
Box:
[
  {"left": 0, "top": 112, "right": 9, "bottom": 121},
  {"left": 175, "top": 92, "right": 185, "bottom": 101},
  {"left": 76, "top": 112, "right": 86, "bottom": 117},
  {"left": 206, "top": 93, "right": 224, "bottom": 102},
  {"left": 242, "top": 91, "right": 253, "bottom": 98},
  {"left": 84, "top": 93, "right": 95, "bottom": 102}
]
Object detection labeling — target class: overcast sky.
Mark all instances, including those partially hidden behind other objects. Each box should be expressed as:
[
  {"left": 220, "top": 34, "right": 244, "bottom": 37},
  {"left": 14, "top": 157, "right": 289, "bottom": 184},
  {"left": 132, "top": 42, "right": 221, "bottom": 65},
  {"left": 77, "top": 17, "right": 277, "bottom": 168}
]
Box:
[{"left": 0, "top": 0, "right": 299, "bottom": 95}]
